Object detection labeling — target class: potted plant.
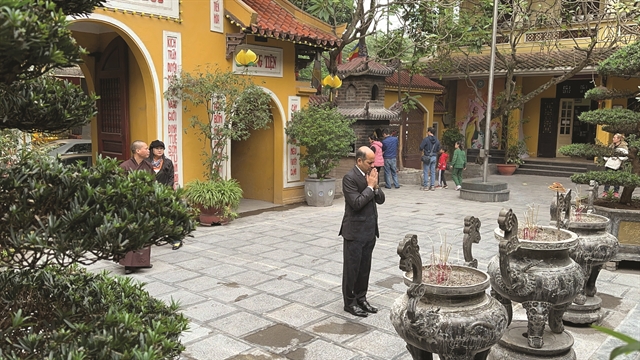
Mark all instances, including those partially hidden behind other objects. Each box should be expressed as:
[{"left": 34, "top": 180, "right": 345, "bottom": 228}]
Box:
[
  {"left": 183, "top": 179, "right": 243, "bottom": 225},
  {"left": 166, "top": 67, "right": 271, "bottom": 221},
  {"left": 285, "top": 103, "right": 356, "bottom": 206},
  {"left": 497, "top": 140, "right": 526, "bottom": 175}
]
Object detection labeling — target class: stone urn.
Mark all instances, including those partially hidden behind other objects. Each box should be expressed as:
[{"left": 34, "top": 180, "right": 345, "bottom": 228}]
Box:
[
  {"left": 562, "top": 214, "right": 618, "bottom": 323},
  {"left": 550, "top": 188, "right": 619, "bottom": 323},
  {"left": 391, "top": 234, "right": 509, "bottom": 360},
  {"left": 487, "top": 209, "right": 584, "bottom": 359}
]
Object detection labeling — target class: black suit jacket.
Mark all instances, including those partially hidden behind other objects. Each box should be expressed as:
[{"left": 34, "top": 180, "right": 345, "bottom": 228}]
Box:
[{"left": 339, "top": 166, "right": 385, "bottom": 241}]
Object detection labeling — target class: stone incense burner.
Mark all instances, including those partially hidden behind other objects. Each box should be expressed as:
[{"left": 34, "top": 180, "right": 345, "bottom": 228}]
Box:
[
  {"left": 487, "top": 208, "right": 584, "bottom": 359},
  {"left": 550, "top": 189, "right": 619, "bottom": 323},
  {"left": 391, "top": 228, "right": 508, "bottom": 360}
]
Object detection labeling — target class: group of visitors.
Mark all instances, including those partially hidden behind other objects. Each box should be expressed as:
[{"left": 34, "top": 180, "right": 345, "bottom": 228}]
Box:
[
  {"left": 119, "top": 139, "right": 180, "bottom": 275},
  {"left": 367, "top": 127, "right": 468, "bottom": 192},
  {"left": 368, "top": 128, "right": 401, "bottom": 189},
  {"left": 419, "top": 127, "right": 467, "bottom": 191}
]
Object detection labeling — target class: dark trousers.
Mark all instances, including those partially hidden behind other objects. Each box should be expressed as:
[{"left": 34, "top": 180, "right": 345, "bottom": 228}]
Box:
[
  {"left": 603, "top": 167, "right": 621, "bottom": 193},
  {"left": 342, "top": 237, "right": 376, "bottom": 307}
]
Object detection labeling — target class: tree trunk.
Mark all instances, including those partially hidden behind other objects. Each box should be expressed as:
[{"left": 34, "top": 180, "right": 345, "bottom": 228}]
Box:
[{"left": 620, "top": 186, "right": 635, "bottom": 204}]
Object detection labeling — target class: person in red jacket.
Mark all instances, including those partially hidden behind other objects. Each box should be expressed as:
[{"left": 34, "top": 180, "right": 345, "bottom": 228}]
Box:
[{"left": 436, "top": 148, "right": 449, "bottom": 189}]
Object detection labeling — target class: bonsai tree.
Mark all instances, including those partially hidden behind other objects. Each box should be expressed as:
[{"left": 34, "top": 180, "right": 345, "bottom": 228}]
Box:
[
  {"left": 285, "top": 103, "right": 356, "bottom": 179},
  {"left": 165, "top": 67, "right": 272, "bottom": 181},
  {"left": 559, "top": 40, "right": 640, "bottom": 204},
  {"left": 0, "top": 1, "right": 195, "bottom": 358}
]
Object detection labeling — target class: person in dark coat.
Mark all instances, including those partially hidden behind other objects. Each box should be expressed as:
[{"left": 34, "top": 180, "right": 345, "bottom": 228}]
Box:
[
  {"left": 119, "top": 140, "right": 154, "bottom": 274},
  {"left": 147, "top": 139, "right": 182, "bottom": 250},
  {"left": 339, "top": 146, "right": 386, "bottom": 317},
  {"left": 148, "top": 140, "right": 175, "bottom": 188}
]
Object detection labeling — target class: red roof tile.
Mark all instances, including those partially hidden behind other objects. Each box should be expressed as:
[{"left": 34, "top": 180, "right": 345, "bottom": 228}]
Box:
[
  {"left": 337, "top": 57, "right": 397, "bottom": 77},
  {"left": 236, "top": 0, "right": 340, "bottom": 48},
  {"left": 385, "top": 70, "right": 445, "bottom": 92}
]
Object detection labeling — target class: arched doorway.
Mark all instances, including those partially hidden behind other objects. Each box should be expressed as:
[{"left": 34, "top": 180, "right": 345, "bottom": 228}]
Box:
[
  {"left": 230, "top": 109, "right": 275, "bottom": 203},
  {"left": 69, "top": 16, "right": 161, "bottom": 165},
  {"left": 96, "top": 37, "right": 130, "bottom": 160}
]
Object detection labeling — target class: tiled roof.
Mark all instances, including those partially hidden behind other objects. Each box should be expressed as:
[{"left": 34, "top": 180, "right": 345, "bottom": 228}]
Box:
[
  {"left": 385, "top": 70, "right": 445, "bottom": 92},
  {"left": 231, "top": 0, "right": 340, "bottom": 48},
  {"left": 423, "top": 48, "right": 617, "bottom": 78},
  {"left": 308, "top": 95, "right": 329, "bottom": 106},
  {"left": 337, "top": 101, "right": 400, "bottom": 121},
  {"left": 336, "top": 57, "right": 397, "bottom": 77},
  {"left": 434, "top": 100, "right": 446, "bottom": 113}
]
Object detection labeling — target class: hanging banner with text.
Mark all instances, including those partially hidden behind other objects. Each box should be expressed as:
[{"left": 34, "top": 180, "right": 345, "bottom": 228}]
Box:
[
  {"left": 163, "top": 31, "right": 183, "bottom": 187},
  {"left": 104, "top": 0, "right": 180, "bottom": 18},
  {"left": 210, "top": 0, "right": 224, "bottom": 33},
  {"left": 287, "top": 96, "right": 301, "bottom": 182},
  {"left": 211, "top": 94, "right": 231, "bottom": 179},
  {"left": 232, "top": 45, "right": 283, "bottom": 78}
]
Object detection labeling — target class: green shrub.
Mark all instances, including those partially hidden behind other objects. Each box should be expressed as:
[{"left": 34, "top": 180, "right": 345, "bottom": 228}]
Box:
[
  {"left": 0, "top": 153, "right": 196, "bottom": 269},
  {"left": 0, "top": 266, "right": 189, "bottom": 359},
  {"left": 183, "top": 178, "right": 243, "bottom": 219},
  {"left": 285, "top": 103, "right": 356, "bottom": 179},
  {"left": 442, "top": 127, "right": 464, "bottom": 152}
]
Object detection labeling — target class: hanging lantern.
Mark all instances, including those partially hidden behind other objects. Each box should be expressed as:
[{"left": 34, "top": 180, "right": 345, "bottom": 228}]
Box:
[
  {"left": 322, "top": 74, "right": 342, "bottom": 89},
  {"left": 235, "top": 49, "right": 258, "bottom": 67}
]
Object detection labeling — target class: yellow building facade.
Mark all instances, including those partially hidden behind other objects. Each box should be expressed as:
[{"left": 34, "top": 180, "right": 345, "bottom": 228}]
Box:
[{"left": 69, "top": 0, "right": 340, "bottom": 204}]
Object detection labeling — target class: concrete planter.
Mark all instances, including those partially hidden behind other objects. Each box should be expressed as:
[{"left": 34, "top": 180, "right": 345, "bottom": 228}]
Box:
[
  {"left": 593, "top": 205, "right": 640, "bottom": 263},
  {"left": 391, "top": 235, "right": 508, "bottom": 360},
  {"left": 304, "top": 177, "right": 335, "bottom": 207}
]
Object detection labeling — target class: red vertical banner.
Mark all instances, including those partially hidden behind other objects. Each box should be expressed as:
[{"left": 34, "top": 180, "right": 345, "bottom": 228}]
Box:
[
  {"left": 163, "top": 31, "right": 182, "bottom": 187},
  {"left": 287, "top": 96, "right": 301, "bottom": 182}
]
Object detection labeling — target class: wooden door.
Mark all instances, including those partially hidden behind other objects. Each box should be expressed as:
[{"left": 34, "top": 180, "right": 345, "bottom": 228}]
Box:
[
  {"left": 402, "top": 108, "right": 424, "bottom": 169},
  {"left": 537, "top": 98, "right": 559, "bottom": 157},
  {"left": 96, "top": 37, "right": 130, "bottom": 160}
]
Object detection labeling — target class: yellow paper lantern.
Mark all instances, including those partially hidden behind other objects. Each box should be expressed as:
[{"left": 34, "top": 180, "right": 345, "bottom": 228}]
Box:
[
  {"left": 235, "top": 49, "right": 258, "bottom": 67},
  {"left": 322, "top": 75, "right": 342, "bottom": 89}
]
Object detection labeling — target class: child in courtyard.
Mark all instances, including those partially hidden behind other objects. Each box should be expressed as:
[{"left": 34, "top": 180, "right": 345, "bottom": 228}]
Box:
[
  {"left": 436, "top": 148, "right": 448, "bottom": 189},
  {"left": 451, "top": 141, "right": 467, "bottom": 190}
]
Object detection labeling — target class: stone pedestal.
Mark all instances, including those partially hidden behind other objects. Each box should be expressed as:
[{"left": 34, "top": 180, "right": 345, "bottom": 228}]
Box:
[
  {"left": 488, "top": 321, "right": 576, "bottom": 360},
  {"left": 563, "top": 295, "right": 603, "bottom": 324},
  {"left": 459, "top": 179, "right": 510, "bottom": 202}
]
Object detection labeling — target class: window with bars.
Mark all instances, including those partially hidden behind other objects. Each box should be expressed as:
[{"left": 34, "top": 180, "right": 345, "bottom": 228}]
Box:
[{"left": 561, "top": 0, "right": 601, "bottom": 21}]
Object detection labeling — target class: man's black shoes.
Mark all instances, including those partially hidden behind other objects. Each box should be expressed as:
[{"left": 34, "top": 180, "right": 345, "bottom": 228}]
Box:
[
  {"left": 344, "top": 305, "right": 368, "bottom": 317},
  {"left": 357, "top": 300, "right": 378, "bottom": 314}
]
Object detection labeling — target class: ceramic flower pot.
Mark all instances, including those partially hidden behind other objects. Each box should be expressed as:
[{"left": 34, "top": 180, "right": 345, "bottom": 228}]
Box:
[
  {"left": 487, "top": 209, "right": 584, "bottom": 349},
  {"left": 391, "top": 234, "right": 509, "bottom": 360}
]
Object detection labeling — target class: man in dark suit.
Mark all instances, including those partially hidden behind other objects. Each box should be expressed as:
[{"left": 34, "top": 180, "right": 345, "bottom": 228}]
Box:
[{"left": 339, "top": 146, "right": 386, "bottom": 317}]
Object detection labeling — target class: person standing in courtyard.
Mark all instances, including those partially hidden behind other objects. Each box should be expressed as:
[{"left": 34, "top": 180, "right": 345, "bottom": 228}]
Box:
[
  {"left": 451, "top": 141, "right": 467, "bottom": 190},
  {"left": 369, "top": 134, "right": 384, "bottom": 175},
  {"left": 603, "top": 133, "right": 628, "bottom": 197},
  {"left": 119, "top": 140, "right": 154, "bottom": 274},
  {"left": 147, "top": 139, "right": 182, "bottom": 250},
  {"left": 381, "top": 128, "right": 400, "bottom": 189},
  {"left": 339, "top": 146, "right": 386, "bottom": 317},
  {"left": 436, "top": 147, "right": 449, "bottom": 189},
  {"left": 419, "top": 127, "right": 441, "bottom": 191}
]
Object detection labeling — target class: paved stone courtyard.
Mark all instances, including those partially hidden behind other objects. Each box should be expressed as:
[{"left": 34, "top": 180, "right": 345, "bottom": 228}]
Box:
[{"left": 88, "top": 174, "right": 640, "bottom": 360}]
